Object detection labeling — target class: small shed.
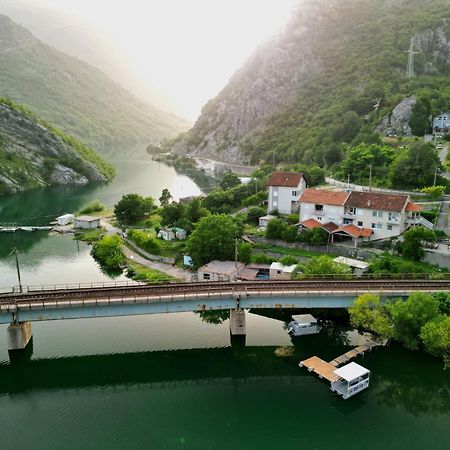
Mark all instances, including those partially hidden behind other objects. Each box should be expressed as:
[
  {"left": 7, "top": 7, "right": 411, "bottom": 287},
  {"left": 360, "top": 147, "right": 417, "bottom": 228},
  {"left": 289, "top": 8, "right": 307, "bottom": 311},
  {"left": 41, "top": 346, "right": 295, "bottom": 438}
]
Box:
[
  {"left": 238, "top": 263, "right": 271, "bottom": 281},
  {"left": 259, "top": 215, "right": 276, "bottom": 229},
  {"left": 333, "top": 256, "right": 369, "bottom": 276},
  {"left": 56, "top": 213, "right": 74, "bottom": 226},
  {"left": 74, "top": 215, "right": 101, "bottom": 229},
  {"left": 174, "top": 227, "right": 187, "bottom": 240},
  {"left": 157, "top": 228, "right": 176, "bottom": 241},
  {"left": 270, "top": 262, "right": 297, "bottom": 280},
  {"left": 331, "top": 362, "right": 370, "bottom": 400},
  {"left": 197, "top": 260, "right": 245, "bottom": 282}
]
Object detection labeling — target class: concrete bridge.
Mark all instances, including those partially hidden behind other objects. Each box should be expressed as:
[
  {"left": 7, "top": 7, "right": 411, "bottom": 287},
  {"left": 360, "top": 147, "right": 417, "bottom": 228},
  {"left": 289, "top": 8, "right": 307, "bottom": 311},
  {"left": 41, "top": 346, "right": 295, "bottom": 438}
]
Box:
[{"left": 1, "top": 279, "right": 449, "bottom": 351}]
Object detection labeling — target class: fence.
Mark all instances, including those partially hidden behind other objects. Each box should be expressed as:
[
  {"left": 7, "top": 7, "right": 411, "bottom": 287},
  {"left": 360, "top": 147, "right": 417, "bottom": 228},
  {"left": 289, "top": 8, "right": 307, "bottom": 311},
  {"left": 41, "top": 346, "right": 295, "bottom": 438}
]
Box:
[{"left": 125, "top": 239, "right": 176, "bottom": 265}]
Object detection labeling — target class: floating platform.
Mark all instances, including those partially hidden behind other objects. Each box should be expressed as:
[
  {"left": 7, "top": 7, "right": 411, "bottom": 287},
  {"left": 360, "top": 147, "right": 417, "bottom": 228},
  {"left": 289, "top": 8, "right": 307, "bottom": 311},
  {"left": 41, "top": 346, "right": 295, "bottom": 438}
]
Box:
[{"left": 299, "top": 356, "right": 340, "bottom": 382}]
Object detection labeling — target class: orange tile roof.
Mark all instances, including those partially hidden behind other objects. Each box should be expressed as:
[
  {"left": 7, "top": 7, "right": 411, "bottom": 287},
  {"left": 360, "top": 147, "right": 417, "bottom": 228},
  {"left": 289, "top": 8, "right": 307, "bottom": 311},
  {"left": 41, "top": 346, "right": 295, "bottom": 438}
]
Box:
[
  {"left": 301, "top": 218, "right": 322, "bottom": 229},
  {"left": 405, "top": 202, "right": 422, "bottom": 212},
  {"left": 299, "top": 189, "right": 349, "bottom": 206},
  {"left": 322, "top": 222, "right": 339, "bottom": 233},
  {"left": 345, "top": 191, "right": 408, "bottom": 212},
  {"left": 332, "top": 224, "right": 373, "bottom": 238},
  {"left": 267, "top": 172, "right": 304, "bottom": 187}
]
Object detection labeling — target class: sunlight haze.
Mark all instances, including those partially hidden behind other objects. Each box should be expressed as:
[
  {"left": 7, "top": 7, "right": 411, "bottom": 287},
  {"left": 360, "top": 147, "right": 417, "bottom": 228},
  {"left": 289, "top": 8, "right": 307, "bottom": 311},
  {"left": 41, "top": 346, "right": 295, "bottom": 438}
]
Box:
[{"left": 4, "top": 0, "right": 298, "bottom": 120}]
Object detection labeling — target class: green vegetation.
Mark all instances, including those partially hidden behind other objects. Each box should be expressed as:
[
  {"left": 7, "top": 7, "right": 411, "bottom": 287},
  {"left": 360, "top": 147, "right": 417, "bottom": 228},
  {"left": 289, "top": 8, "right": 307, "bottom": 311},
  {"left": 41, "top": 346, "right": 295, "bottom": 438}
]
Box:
[
  {"left": 349, "top": 292, "right": 450, "bottom": 364},
  {"left": 114, "top": 194, "right": 155, "bottom": 225},
  {"left": 399, "top": 226, "right": 436, "bottom": 261},
  {"left": 78, "top": 200, "right": 106, "bottom": 215},
  {"left": 91, "top": 235, "right": 126, "bottom": 273},
  {"left": 295, "top": 255, "right": 352, "bottom": 277},
  {"left": 368, "top": 255, "right": 444, "bottom": 275},
  {"left": 0, "top": 16, "right": 187, "bottom": 153},
  {"left": 127, "top": 229, "right": 161, "bottom": 255},
  {"left": 74, "top": 228, "right": 104, "bottom": 243},
  {"left": 220, "top": 172, "right": 241, "bottom": 190},
  {"left": 187, "top": 215, "right": 242, "bottom": 268},
  {"left": 127, "top": 262, "right": 176, "bottom": 284}
]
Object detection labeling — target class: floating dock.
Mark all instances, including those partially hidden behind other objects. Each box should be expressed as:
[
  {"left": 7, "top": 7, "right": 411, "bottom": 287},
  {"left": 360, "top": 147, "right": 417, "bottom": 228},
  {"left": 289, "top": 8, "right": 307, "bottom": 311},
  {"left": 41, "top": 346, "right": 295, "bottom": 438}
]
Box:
[{"left": 299, "top": 343, "right": 375, "bottom": 399}]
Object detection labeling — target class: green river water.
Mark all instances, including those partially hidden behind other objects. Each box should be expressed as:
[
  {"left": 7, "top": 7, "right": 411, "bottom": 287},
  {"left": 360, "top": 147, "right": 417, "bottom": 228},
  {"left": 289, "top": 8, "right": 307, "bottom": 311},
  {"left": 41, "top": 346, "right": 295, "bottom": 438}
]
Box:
[{"left": 0, "top": 156, "right": 449, "bottom": 449}]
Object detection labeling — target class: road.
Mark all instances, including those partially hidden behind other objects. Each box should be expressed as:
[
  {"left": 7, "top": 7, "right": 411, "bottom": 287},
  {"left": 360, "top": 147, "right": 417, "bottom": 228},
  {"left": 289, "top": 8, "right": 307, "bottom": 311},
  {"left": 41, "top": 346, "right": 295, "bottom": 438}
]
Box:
[{"left": 438, "top": 145, "right": 450, "bottom": 181}]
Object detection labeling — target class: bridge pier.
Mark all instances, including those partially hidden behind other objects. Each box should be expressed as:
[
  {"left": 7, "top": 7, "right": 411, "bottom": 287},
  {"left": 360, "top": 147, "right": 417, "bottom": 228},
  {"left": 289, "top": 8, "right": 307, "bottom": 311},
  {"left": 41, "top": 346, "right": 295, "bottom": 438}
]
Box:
[
  {"left": 229, "top": 309, "right": 246, "bottom": 336},
  {"left": 7, "top": 322, "right": 32, "bottom": 351}
]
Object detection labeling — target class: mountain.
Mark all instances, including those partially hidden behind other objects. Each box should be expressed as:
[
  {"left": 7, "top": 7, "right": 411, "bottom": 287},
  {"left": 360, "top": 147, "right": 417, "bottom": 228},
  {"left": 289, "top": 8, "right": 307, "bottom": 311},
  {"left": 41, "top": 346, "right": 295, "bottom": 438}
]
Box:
[
  {"left": 0, "top": 15, "right": 189, "bottom": 155},
  {"left": 0, "top": 98, "right": 115, "bottom": 194},
  {"left": 171, "top": 0, "right": 450, "bottom": 166}
]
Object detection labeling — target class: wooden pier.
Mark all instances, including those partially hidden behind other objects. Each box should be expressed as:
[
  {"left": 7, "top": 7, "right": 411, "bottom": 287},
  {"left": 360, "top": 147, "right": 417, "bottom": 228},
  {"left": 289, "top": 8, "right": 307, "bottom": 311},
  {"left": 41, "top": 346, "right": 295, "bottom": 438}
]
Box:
[{"left": 300, "top": 344, "right": 375, "bottom": 382}]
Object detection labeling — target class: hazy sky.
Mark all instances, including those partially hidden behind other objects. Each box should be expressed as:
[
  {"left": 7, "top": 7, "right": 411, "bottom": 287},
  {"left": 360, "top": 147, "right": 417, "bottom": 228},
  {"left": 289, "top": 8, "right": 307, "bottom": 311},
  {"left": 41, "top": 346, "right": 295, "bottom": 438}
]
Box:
[{"left": 11, "top": 0, "right": 298, "bottom": 120}]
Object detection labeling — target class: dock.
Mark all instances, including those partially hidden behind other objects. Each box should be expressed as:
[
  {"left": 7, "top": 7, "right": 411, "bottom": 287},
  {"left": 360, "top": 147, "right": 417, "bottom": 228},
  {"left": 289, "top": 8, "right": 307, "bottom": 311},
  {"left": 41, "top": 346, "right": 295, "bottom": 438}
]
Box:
[
  {"left": 0, "top": 226, "right": 53, "bottom": 233},
  {"left": 299, "top": 343, "right": 376, "bottom": 399}
]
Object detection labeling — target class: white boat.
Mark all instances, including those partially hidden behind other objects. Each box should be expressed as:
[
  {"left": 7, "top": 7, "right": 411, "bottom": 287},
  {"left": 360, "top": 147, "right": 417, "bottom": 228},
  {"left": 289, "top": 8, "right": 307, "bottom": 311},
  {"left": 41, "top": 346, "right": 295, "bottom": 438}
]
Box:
[{"left": 287, "top": 314, "right": 321, "bottom": 336}]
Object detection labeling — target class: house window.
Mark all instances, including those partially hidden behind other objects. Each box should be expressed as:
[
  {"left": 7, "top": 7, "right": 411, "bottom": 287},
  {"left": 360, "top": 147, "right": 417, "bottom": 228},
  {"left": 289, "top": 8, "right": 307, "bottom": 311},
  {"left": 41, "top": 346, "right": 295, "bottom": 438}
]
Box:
[
  {"left": 273, "top": 191, "right": 278, "bottom": 197},
  {"left": 317, "top": 216, "right": 322, "bottom": 221},
  {"left": 203, "top": 273, "right": 211, "bottom": 280},
  {"left": 315, "top": 204, "right": 323, "bottom": 212},
  {"left": 357, "top": 221, "right": 363, "bottom": 227},
  {"left": 388, "top": 212, "right": 398, "bottom": 221},
  {"left": 371, "top": 223, "right": 382, "bottom": 230},
  {"left": 347, "top": 207, "right": 356, "bottom": 215},
  {"left": 343, "top": 218, "right": 353, "bottom": 225},
  {"left": 387, "top": 225, "right": 393, "bottom": 231},
  {"left": 372, "top": 210, "right": 383, "bottom": 218},
  {"left": 292, "top": 190, "right": 298, "bottom": 196},
  {"left": 273, "top": 200, "right": 278, "bottom": 207}
]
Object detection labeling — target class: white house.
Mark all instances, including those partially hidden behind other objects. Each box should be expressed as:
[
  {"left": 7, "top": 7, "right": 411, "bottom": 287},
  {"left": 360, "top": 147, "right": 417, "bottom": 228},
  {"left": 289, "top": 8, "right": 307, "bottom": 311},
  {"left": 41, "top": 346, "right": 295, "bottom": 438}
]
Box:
[
  {"left": 269, "top": 262, "right": 297, "bottom": 280},
  {"left": 258, "top": 215, "right": 276, "bottom": 229},
  {"left": 56, "top": 213, "right": 74, "bottom": 226},
  {"left": 74, "top": 215, "right": 101, "bottom": 229},
  {"left": 197, "top": 260, "right": 245, "bottom": 282},
  {"left": 298, "top": 188, "right": 424, "bottom": 242},
  {"left": 157, "top": 227, "right": 187, "bottom": 241},
  {"left": 267, "top": 172, "right": 307, "bottom": 215}
]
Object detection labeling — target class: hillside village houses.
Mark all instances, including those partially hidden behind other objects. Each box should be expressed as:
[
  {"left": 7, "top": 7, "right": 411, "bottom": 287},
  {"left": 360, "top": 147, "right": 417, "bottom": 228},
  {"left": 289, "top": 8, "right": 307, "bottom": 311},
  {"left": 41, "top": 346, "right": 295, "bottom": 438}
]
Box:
[
  {"left": 267, "top": 172, "right": 307, "bottom": 214},
  {"left": 298, "top": 188, "right": 424, "bottom": 245}
]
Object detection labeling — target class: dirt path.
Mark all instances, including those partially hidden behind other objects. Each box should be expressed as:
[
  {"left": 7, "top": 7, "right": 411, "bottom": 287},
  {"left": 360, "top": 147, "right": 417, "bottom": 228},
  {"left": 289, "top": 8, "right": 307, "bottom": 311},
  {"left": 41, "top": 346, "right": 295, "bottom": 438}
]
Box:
[{"left": 122, "top": 245, "right": 192, "bottom": 281}]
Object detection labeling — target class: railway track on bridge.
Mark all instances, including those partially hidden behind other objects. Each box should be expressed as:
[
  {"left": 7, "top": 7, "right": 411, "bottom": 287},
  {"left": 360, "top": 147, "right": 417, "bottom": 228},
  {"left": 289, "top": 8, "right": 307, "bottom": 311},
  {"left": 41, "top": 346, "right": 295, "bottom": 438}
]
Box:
[{"left": 1, "top": 279, "right": 449, "bottom": 305}]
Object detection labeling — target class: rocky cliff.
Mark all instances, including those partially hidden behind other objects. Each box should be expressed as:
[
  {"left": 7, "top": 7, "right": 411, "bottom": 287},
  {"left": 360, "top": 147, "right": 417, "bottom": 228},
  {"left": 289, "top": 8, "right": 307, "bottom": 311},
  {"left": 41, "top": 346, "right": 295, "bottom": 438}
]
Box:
[
  {"left": 0, "top": 100, "right": 114, "bottom": 194},
  {"left": 171, "top": 0, "right": 450, "bottom": 165}
]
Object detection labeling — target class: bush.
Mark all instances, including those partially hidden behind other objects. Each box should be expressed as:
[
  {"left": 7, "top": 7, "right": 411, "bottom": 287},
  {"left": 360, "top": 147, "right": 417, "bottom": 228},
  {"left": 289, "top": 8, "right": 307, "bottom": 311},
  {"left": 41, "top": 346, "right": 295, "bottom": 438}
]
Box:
[
  {"left": 91, "top": 235, "right": 126, "bottom": 271},
  {"left": 239, "top": 243, "right": 252, "bottom": 263},
  {"left": 279, "top": 255, "right": 298, "bottom": 266},
  {"left": 266, "top": 218, "right": 286, "bottom": 240},
  {"left": 78, "top": 199, "right": 105, "bottom": 215},
  {"left": 127, "top": 229, "right": 161, "bottom": 254},
  {"left": 247, "top": 206, "right": 266, "bottom": 225}
]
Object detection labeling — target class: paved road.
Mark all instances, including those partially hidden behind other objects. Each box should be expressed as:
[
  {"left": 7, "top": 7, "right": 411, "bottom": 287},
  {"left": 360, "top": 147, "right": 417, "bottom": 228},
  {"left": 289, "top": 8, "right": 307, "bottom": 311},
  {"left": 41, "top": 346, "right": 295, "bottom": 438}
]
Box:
[
  {"left": 436, "top": 201, "right": 450, "bottom": 233},
  {"left": 438, "top": 146, "right": 450, "bottom": 181}
]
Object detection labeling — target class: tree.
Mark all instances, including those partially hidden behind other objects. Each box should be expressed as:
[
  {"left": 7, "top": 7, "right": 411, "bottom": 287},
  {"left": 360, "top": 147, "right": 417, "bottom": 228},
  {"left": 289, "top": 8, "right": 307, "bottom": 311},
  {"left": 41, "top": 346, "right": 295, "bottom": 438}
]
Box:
[
  {"left": 387, "top": 292, "right": 440, "bottom": 350},
  {"left": 186, "top": 198, "right": 208, "bottom": 223},
  {"left": 220, "top": 172, "right": 241, "bottom": 190},
  {"left": 349, "top": 293, "right": 394, "bottom": 338},
  {"left": 401, "top": 226, "right": 436, "bottom": 261},
  {"left": 298, "top": 255, "right": 352, "bottom": 276},
  {"left": 420, "top": 185, "right": 446, "bottom": 201},
  {"left": 238, "top": 242, "right": 252, "bottom": 263},
  {"left": 187, "top": 215, "right": 242, "bottom": 268},
  {"left": 409, "top": 98, "right": 431, "bottom": 136},
  {"left": 247, "top": 207, "right": 266, "bottom": 225},
  {"left": 91, "top": 235, "right": 126, "bottom": 271},
  {"left": 159, "top": 188, "right": 173, "bottom": 207},
  {"left": 420, "top": 316, "right": 450, "bottom": 361},
  {"left": 266, "top": 219, "right": 286, "bottom": 240},
  {"left": 161, "top": 202, "right": 185, "bottom": 226},
  {"left": 114, "top": 194, "right": 154, "bottom": 225},
  {"left": 389, "top": 142, "right": 442, "bottom": 189},
  {"left": 279, "top": 255, "right": 298, "bottom": 266}
]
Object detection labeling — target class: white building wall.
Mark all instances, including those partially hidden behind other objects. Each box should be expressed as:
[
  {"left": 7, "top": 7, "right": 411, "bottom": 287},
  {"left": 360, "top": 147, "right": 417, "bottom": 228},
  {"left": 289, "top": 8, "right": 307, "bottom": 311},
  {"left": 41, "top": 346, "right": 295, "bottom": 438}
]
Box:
[
  {"left": 300, "top": 203, "right": 345, "bottom": 225},
  {"left": 268, "top": 178, "right": 306, "bottom": 215}
]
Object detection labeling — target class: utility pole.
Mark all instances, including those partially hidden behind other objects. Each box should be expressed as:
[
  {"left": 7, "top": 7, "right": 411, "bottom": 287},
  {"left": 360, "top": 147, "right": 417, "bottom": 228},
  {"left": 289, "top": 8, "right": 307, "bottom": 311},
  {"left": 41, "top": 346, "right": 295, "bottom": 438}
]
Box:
[
  {"left": 433, "top": 165, "right": 438, "bottom": 186},
  {"left": 10, "top": 247, "right": 22, "bottom": 293},
  {"left": 369, "top": 164, "right": 373, "bottom": 192},
  {"left": 234, "top": 238, "right": 238, "bottom": 273}
]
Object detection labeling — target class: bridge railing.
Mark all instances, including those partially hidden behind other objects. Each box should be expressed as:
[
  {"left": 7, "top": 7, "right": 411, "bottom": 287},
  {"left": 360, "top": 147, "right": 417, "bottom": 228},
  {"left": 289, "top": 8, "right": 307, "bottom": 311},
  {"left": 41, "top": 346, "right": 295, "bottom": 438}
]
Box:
[{"left": 0, "top": 272, "right": 449, "bottom": 296}]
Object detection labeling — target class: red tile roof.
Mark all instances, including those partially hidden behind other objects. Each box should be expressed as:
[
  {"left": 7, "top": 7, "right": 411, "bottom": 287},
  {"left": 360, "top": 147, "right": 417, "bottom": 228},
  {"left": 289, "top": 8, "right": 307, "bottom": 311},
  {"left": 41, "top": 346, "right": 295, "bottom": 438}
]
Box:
[
  {"left": 332, "top": 224, "right": 373, "bottom": 238},
  {"left": 405, "top": 202, "right": 422, "bottom": 212},
  {"left": 301, "top": 219, "right": 322, "bottom": 229},
  {"left": 345, "top": 191, "right": 408, "bottom": 212},
  {"left": 267, "top": 172, "right": 304, "bottom": 187},
  {"left": 322, "top": 222, "right": 339, "bottom": 233},
  {"left": 300, "top": 189, "right": 349, "bottom": 206}
]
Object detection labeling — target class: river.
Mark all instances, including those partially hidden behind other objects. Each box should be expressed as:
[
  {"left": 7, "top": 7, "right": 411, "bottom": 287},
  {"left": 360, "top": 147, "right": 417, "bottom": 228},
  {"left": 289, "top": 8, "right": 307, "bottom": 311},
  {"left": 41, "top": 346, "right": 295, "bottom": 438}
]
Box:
[{"left": 0, "top": 153, "right": 449, "bottom": 449}]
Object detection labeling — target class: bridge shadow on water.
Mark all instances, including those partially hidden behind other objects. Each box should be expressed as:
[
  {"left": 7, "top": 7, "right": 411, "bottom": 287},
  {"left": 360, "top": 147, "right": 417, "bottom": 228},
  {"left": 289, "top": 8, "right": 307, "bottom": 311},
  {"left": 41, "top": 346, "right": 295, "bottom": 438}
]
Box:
[{"left": 2, "top": 331, "right": 450, "bottom": 416}]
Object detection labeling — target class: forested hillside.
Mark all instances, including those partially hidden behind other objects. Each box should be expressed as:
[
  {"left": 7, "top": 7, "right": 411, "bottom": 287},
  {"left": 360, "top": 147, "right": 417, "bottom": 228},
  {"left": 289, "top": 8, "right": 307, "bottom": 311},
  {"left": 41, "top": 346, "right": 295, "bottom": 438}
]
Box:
[
  {"left": 171, "top": 0, "right": 450, "bottom": 184},
  {"left": 0, "top": 98, "right": 115, "bottom": 194},
  {"left": 0, "top": 15, "right": 189, "bottom": 155}
]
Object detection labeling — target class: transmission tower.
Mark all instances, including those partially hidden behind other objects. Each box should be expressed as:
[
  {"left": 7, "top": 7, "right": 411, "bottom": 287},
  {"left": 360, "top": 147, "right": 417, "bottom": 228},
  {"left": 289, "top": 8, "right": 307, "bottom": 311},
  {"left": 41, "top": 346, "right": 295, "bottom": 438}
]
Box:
[{"left": 405, "top": 37, "right": 419, "bottom": 78}]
